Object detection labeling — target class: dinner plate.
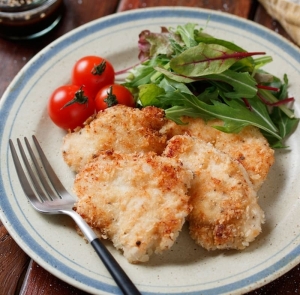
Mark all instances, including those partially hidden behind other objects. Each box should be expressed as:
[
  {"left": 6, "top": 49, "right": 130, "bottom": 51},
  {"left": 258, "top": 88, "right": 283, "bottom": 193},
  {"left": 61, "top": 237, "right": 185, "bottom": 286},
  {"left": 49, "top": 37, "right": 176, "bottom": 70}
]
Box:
[{"left": 1, "top": 6, "right": 300, "bottom": 295}]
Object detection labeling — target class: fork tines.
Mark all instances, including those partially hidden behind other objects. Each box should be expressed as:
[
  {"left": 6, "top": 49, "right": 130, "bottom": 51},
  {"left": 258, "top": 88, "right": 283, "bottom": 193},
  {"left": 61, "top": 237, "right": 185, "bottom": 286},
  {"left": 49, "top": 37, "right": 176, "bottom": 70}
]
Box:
[{"left": 9, "top": 136, "right": 60, "bottom": 203}]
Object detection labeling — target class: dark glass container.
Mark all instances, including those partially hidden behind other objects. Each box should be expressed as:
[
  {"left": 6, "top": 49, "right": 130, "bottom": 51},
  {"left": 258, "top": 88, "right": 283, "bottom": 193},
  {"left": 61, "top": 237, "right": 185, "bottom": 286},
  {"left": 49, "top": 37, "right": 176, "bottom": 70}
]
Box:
[{"left": 0, "top": 0, "right": 64, "bottom": 40}]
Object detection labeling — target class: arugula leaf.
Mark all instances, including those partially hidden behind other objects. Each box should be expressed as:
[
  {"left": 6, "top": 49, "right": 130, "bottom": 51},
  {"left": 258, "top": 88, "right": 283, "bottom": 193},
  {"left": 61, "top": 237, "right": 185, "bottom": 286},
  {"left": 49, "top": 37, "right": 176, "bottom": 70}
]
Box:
[
  {"left": 159, "top": 77, "right": 193, "bottom": 95},
  {"left": 224, "top": 97, "right": 278, "bottom": 135},
  {"left": 278, "top": 74, "right": 289, "bottom": 100},
  {"left": 197, "top": 87, "right": 219, "bottom": 103},
  {"left": 270, "top": 108, "right": 299, "bottom": 144},
  {"left": 203, "top": 70, "right": 257, "bottom": 99},
  {"left": 158, "top": 90, "right": 281, "bottom": 139}
]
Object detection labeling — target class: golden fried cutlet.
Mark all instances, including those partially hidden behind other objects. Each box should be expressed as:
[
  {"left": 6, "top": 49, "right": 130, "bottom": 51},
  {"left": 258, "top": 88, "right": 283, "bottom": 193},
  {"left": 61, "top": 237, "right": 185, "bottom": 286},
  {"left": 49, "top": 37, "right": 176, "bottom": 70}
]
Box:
[
  {"left": 62, "top": 105, "right": 167, "bottom": 173},
  {"left": 73, "top": 150, "right": 193, "bottom": 263},
  {"left": 163, "top": 135, "right": 265, "bottom": 250},
  {"left": 160, "top": 117, "right": 274, "bottom": 191}
]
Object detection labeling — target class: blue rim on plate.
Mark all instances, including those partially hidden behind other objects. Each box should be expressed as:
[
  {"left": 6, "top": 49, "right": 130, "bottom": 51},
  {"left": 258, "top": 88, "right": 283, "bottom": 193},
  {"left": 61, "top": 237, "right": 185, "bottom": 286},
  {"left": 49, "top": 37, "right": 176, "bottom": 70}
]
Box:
[{"left": 1, "top": 7, "right": 300, "bottom": 295}]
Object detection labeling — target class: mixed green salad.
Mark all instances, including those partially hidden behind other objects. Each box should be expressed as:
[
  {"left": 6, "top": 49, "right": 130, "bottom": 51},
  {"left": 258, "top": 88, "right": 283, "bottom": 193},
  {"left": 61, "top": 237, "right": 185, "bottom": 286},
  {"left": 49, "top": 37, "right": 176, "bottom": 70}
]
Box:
[{"left": 124, "top": 23, "right": 299, "bottom": 148}]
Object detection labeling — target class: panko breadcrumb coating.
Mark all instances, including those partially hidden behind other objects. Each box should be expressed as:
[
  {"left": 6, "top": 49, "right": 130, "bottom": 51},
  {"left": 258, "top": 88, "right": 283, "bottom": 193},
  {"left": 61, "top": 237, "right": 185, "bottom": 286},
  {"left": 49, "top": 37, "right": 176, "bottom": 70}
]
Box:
[
  {"left": 62, "top": 105, "right": 167, "bottom": 173},
  {"left": 160, "top": 117, "right": 274, "bottom": 191},
  {"left": 163, "top": 135, "right": 265, "bottom": 250},
  {"left": 73, "top": 150, "right": 193, "bottom": 263}
]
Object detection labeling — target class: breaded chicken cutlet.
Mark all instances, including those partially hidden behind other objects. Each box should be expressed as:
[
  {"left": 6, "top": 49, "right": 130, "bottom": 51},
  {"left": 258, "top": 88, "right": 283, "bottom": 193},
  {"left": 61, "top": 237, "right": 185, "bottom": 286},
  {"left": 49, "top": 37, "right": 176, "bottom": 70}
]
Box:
[
  {"left": 62, "top": 105, "right": 167, "bottom": 173},
  {"left": 73, "top": 150, "right": 193, "bottom": 263},
  {"left": 160, "top": 117, "right": 274, "bottom": 191},
  {"left": 163, "top": 135, "right": 265, "bottom": 250}
]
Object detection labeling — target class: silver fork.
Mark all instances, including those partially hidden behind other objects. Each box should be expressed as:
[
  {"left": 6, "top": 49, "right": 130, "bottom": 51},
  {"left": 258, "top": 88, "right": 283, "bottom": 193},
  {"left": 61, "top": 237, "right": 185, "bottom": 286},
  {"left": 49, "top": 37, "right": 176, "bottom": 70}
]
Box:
[{"left": 9, "top": 135, "right": 141, "bottom": 295}]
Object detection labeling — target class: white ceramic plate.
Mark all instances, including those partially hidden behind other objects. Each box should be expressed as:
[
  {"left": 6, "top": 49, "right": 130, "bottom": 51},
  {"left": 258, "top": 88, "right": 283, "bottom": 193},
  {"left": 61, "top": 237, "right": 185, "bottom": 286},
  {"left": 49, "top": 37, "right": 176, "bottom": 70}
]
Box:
[{"left": 1, "top": 7, "right": 300, "bottom": 295}]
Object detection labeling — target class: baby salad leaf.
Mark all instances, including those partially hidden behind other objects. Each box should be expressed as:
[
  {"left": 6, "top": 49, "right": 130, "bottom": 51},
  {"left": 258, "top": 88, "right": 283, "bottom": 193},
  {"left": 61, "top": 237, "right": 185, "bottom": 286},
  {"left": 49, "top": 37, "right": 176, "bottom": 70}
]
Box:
[
  {"left": 170, "top": 43, "right": 265, "bottom": 77},
  {"left": 170, "top": 43, "right": 237, "bottom": 77},
  {"left": 195, "top": 31, "right": 256, "bottom": 73},
  {"left": 175, "top": 23, "right": 198, "bottom": 47},
  {"left": 138, "top": 84, "right": 165, "bottom": 107},
  {"left": 195, "top": 31, "right": 246, "bottom": 52},
  {"left": 138, "top": 29, "right": 172, "bottom": 60},
  {"left": 145, "top": 31, "right": 174, "bottom": 57}
]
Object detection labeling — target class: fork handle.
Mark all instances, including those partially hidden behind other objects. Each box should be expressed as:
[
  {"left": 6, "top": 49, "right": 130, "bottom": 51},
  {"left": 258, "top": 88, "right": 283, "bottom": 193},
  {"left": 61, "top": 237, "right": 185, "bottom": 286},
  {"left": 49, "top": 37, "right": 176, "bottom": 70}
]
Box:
[
  {"left": 64, "top": 210, "right": 141, "bottom": 294},
  {"left": 91, "top": 238, "right": 141, "bottom": 295}
]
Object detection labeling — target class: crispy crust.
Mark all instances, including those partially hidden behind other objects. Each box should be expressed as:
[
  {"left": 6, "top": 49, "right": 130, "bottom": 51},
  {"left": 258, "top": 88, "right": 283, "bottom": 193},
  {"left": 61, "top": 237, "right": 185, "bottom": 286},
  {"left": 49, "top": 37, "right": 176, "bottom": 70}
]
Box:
[
  {"left": 160, "top": 117, "right": 274, "bottom": 191},
  {"left": 62, "top": 105, "right": 167, "bottom": 173},
  {"left": 73, "top": 150, "right": 193, "bottom": 263},
  {"left": 163, "top": 135, "right": 265, "bottom": 250}
]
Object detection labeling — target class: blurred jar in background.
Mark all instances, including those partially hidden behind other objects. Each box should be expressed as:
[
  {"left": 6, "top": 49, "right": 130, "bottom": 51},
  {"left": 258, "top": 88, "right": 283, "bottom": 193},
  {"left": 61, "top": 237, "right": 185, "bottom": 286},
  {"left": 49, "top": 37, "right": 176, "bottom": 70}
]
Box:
[{"left": 0, "top": 0, "right": 64, "bottom": 40}]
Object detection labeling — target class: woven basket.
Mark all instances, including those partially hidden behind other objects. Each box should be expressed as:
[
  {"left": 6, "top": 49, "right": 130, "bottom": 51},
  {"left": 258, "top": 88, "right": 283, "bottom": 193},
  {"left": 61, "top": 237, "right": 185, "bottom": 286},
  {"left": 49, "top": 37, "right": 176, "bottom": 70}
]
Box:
[{"left": 259, "top": 0, "right": 300, "bottom": 46}]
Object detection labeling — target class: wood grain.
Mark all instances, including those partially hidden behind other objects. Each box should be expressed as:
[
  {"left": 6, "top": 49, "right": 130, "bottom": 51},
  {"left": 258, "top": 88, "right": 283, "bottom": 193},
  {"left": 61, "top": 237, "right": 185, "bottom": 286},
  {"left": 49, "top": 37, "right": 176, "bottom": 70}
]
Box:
[
  {"left": 0, "top": 221, "right": 30, "bottom": 295},
  {"left": 117, "top": 0, "right": 253, "bottom": 18},
  {"left": 246, "top": 265, "right": 300, "bottom": 294},
  {"left": 20, "top": 261, "right": 89, "bottom": 295}
]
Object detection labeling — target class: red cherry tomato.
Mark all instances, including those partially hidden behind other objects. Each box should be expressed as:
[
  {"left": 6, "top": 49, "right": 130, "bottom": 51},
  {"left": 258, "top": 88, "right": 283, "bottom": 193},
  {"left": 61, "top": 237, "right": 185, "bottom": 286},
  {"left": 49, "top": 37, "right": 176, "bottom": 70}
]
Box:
[
  {"left": 48, "top": 85, "right": 95, "bottom": 130},
  {"left": 71, "top": 56, "right": 115, "bottom": 98},
  {"left": 94, "top": 84, "right": 135, "bottom": 112}
]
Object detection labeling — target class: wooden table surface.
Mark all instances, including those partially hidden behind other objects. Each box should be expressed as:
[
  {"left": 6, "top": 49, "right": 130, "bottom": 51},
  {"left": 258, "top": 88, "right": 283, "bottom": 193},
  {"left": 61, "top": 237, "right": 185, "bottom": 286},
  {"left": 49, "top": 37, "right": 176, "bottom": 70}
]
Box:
[{"left": 1, "top": 0, "right": 300, "bottom": 294}]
